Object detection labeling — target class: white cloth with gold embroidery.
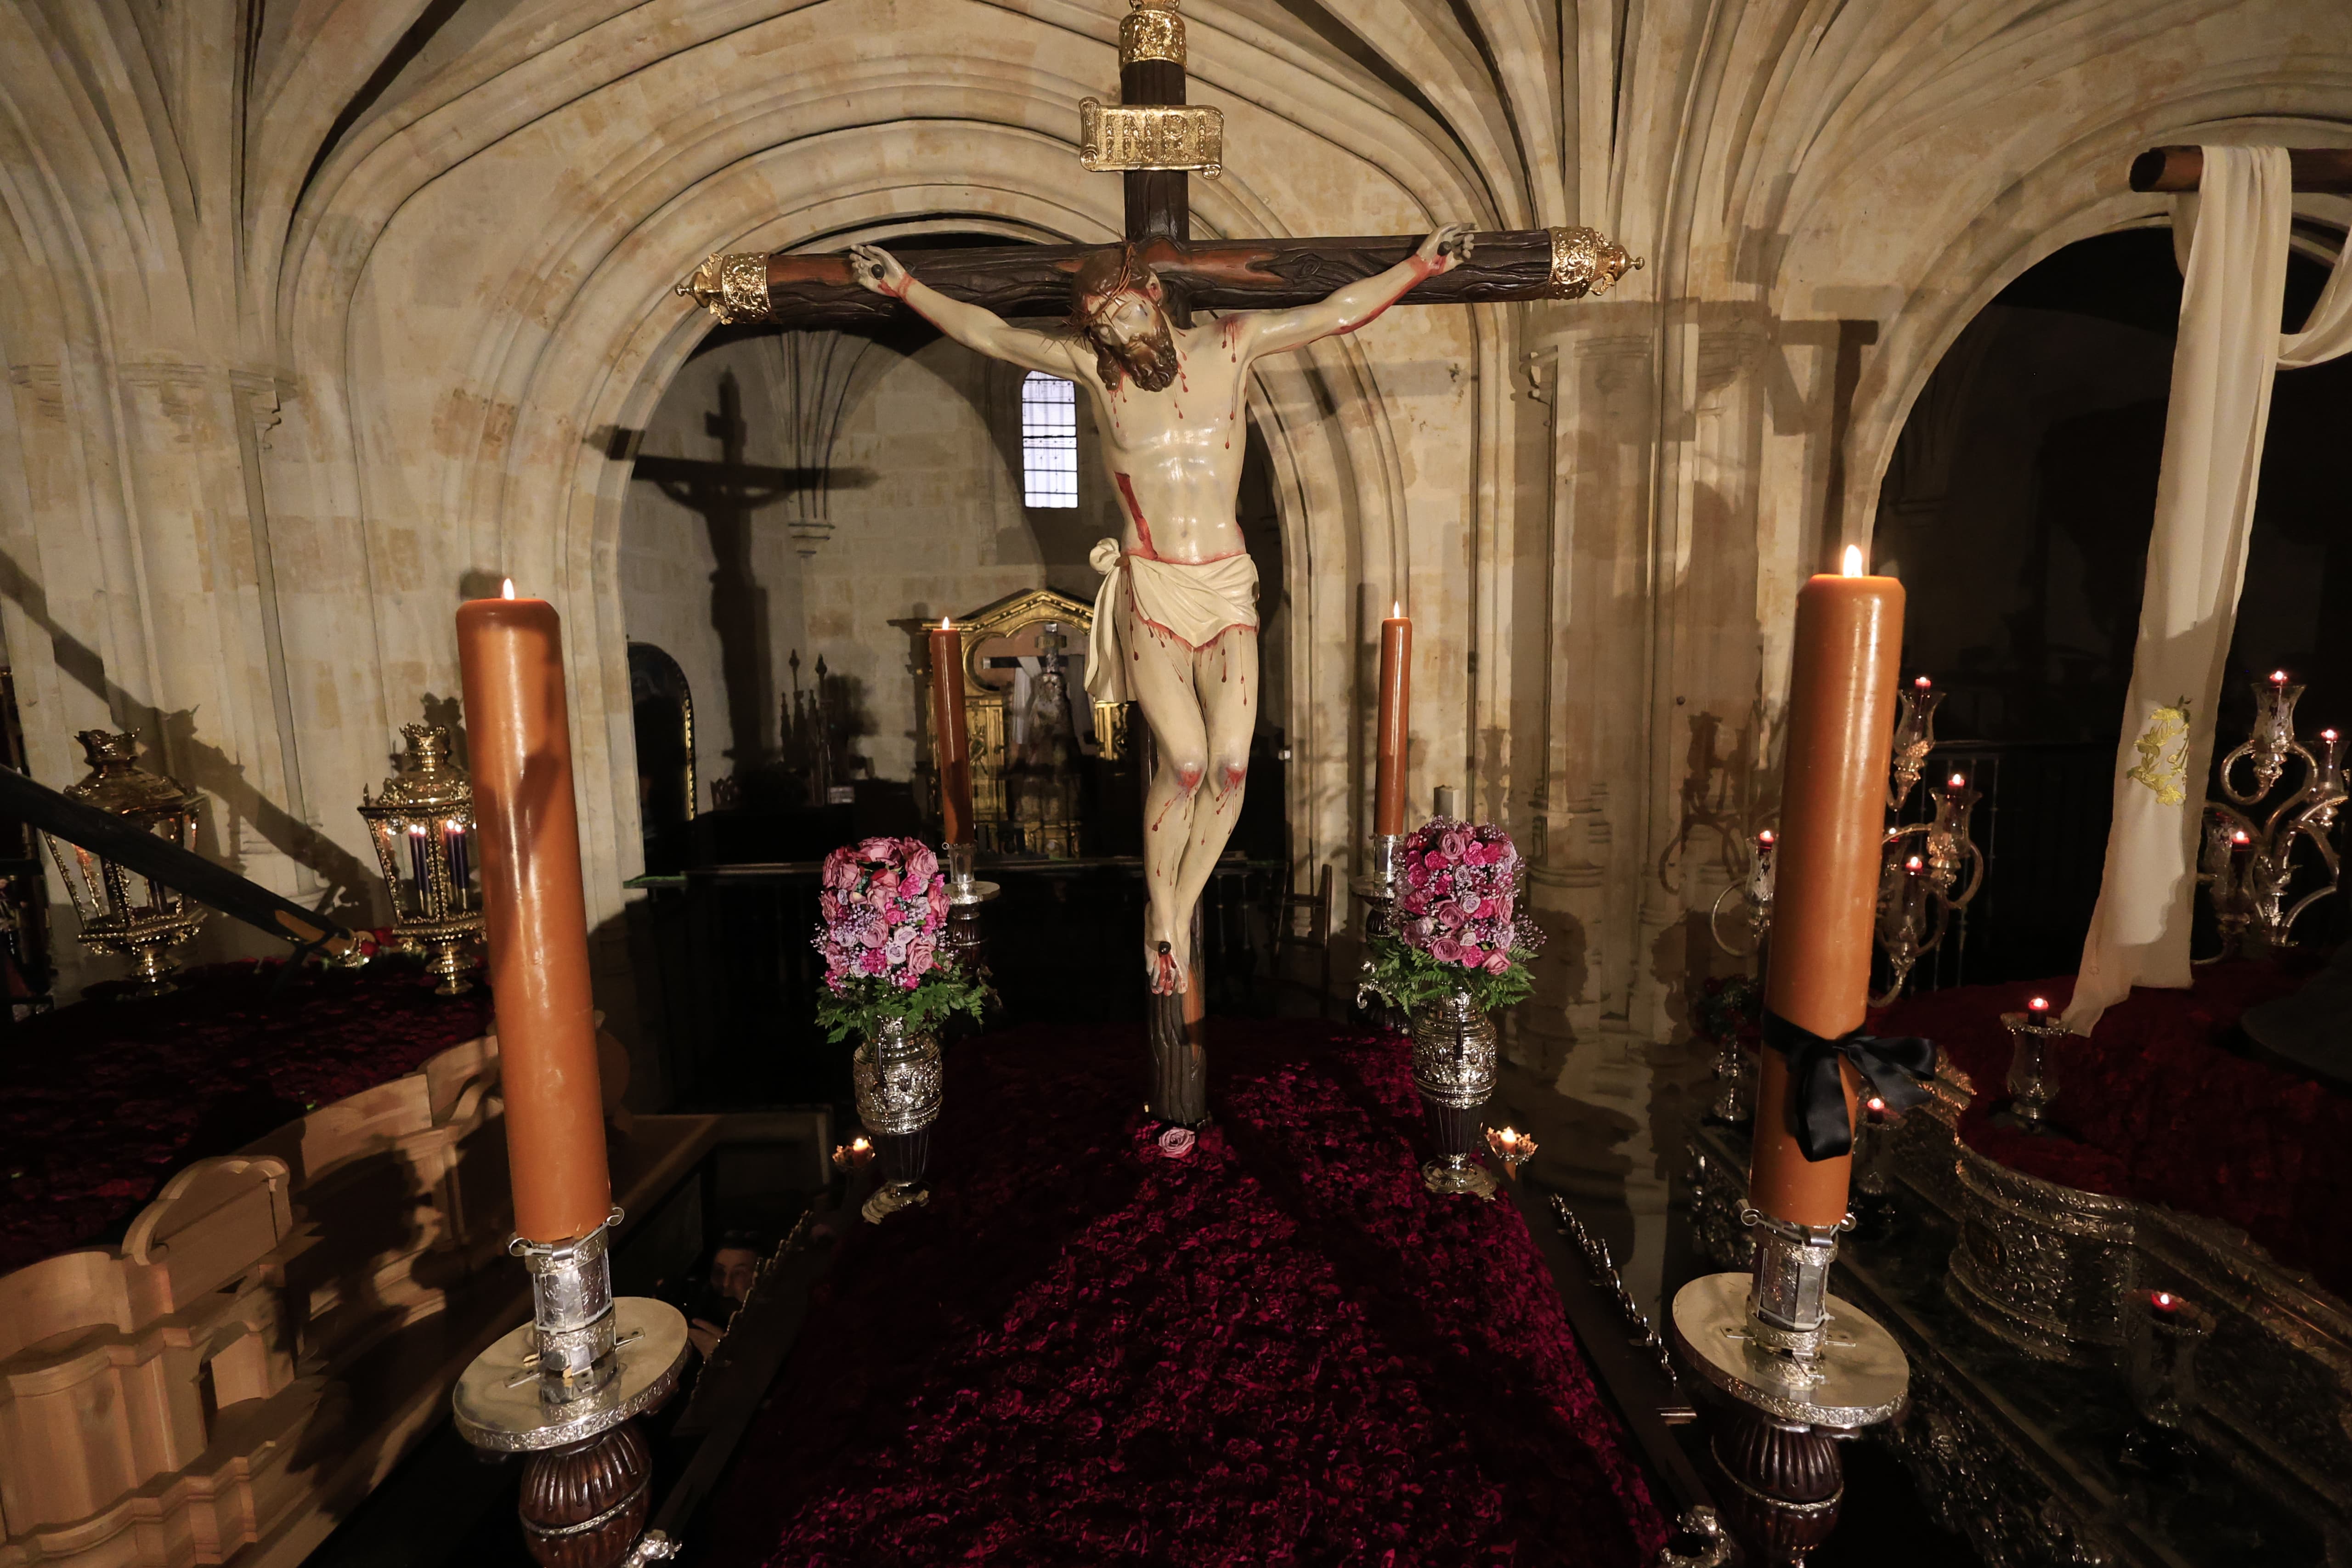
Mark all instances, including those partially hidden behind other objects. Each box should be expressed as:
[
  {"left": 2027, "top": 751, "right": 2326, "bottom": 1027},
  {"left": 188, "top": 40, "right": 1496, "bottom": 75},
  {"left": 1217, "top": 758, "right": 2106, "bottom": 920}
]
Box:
[
  {"left": 1083, "top": 538, "right": 1260, "bottom": 705},
  {"left": 2067, "top": 146, "right": 2352, "bottom": 1032}
]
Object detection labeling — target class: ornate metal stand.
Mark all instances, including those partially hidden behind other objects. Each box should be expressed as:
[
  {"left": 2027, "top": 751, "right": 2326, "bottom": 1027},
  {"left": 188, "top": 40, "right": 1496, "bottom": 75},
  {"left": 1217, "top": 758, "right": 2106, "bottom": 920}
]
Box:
[
  {"left": 1670, "top": 1213, "right": 1909, "bottom": 1565},
  {"left": 1145, "top": 900, "right": 1209, "bottom": 1128},
  {"left": 451, "top": 1213, "right": 690, "bottom": 1567},
  {"left": 940, "top": 840, "right": 1000, "bottom": 979},
  {"left": 1409, "top": 990, "right": 1498, "bottom": 1199},
  {"left": 854, "top": 1017, "right": 944, "bottom": 1222},
  {"left": 1351, "top": 832, "right": 1408, "bottom": 1034}
]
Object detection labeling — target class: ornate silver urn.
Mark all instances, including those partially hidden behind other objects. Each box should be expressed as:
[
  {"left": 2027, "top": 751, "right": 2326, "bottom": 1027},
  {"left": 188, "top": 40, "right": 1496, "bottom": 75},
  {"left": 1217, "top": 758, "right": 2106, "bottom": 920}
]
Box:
[
  {"left": 853, "top": 1016, "right": 943, "bottom": 1222},
  {"left": 1410, "top": 989, "right": 1498, "bottom": 1198}
]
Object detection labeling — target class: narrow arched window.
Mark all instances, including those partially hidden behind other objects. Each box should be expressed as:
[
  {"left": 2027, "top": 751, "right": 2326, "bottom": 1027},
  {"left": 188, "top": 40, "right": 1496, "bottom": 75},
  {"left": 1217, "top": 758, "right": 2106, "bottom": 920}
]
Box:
[{"left": 1020, "top": 371, "right": 1078, "bottom": 508}]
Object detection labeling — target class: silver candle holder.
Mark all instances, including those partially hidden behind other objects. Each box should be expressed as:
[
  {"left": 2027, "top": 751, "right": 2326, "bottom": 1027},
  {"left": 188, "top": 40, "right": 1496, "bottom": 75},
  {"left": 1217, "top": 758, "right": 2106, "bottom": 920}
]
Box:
[
  {"left": 1670, "top": 1209, "right": 1909, "bottom": 1562},
  {"left": 451, "top": 1209, "right": 690, "bottom": 1564},
  {"left": 940, "top": 839, "right": 1001, "bottom": 976},
  {"left": 1993, "top": 1000, "right": 2066, "bottom": 1133},
  {"left": 1351, "top": 832, "right": 1409, "bottom": 1032}
]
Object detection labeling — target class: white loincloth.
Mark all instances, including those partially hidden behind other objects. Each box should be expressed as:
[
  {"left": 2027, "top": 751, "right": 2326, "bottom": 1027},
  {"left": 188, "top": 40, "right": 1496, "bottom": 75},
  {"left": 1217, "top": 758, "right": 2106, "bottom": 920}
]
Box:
[{"left": 1084, "top": 538, "right": 1260, "bottom": 705}]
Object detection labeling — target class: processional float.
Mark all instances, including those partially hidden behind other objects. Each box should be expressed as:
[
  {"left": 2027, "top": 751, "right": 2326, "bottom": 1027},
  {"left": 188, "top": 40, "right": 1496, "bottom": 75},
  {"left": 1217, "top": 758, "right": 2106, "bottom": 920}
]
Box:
[
  {"left": 676, "top": 0, "right": 1637, "bottom": 1138},
  {"left": 437, "top": 3, "right": 1623, "bottom": 1557}
]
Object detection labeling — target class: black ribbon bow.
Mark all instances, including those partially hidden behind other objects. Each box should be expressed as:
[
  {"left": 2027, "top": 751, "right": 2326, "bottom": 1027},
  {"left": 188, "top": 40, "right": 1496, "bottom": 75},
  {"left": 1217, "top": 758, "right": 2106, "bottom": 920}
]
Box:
[{"left": 1762, "top": 1011, "right": 1937, "bottom": 1162}]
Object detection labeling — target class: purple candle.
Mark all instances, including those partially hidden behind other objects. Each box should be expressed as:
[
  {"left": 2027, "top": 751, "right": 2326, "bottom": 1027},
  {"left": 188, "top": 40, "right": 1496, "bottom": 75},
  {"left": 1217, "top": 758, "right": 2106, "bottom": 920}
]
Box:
[
  {"left": 406, "top": 822, "right": 432, "bottom": 889},
  {"left": 444, "top": 820, "right": 471, "bottom": 899}
]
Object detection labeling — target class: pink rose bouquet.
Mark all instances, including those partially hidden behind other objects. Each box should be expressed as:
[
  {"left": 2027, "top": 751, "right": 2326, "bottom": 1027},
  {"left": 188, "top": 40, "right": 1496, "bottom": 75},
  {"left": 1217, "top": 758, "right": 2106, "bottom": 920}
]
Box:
[
  {"left": 812, "top": 837, "right": 987, "bottom": 1042},
  {"left": 1363, "top": 818, "right": 1542, "bottom": 1013}
]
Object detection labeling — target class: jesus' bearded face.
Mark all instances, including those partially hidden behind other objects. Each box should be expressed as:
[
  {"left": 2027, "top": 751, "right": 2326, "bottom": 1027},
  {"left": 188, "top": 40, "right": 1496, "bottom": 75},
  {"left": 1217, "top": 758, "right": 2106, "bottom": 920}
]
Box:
[{"left": 1081, "top": 287, "right": 1179, "bottom": 393}]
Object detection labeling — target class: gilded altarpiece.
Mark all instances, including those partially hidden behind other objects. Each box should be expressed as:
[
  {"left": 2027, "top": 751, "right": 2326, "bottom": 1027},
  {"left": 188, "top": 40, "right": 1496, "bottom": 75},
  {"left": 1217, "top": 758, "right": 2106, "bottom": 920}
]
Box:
[{"left": 906, "top": 588, "right": 1124, "bottom": 855}]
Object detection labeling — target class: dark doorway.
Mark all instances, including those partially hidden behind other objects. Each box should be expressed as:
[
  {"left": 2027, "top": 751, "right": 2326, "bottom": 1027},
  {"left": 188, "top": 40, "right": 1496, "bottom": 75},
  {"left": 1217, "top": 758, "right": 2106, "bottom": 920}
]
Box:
[
  {"left": 1873, "top": 225, "right": 2352, "bottom": 984},
  {"left": 630, "top": 642, "right": 696, "bottom": 876}
]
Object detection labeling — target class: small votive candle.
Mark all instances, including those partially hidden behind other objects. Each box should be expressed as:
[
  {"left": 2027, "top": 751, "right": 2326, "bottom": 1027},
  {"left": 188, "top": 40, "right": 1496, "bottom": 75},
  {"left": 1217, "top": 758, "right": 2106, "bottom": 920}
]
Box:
[{"left": 1485, "top": 1125, "right": 1538, "bottom": 1177}]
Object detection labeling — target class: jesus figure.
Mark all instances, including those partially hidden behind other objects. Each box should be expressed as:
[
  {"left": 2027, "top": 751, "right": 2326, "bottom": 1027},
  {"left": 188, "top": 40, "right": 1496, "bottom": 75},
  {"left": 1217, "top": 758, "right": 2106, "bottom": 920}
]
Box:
[{"left": 853, "top": 224, "right": 1473, "bottom": 994}]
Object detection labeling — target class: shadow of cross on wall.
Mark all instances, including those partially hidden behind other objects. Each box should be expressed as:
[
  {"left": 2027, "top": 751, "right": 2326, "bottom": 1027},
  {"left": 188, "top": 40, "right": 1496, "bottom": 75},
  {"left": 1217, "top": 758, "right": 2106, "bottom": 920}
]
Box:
[{"left": 627, "top": 370, "right": 826, "bottom": 776}]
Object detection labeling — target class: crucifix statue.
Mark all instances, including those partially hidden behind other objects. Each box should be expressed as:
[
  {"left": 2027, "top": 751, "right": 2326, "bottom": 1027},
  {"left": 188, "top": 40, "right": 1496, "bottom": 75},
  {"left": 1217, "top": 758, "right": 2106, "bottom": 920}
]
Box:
[{"left": 677, "top": 0, "right": 1637, "bottom": 1124}]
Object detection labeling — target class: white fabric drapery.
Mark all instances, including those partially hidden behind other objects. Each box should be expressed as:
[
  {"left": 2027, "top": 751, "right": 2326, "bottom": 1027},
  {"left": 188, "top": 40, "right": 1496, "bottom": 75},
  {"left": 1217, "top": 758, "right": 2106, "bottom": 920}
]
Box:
[{"left": 2066, "top": 146, "right": 2352, "bottom": 1034}]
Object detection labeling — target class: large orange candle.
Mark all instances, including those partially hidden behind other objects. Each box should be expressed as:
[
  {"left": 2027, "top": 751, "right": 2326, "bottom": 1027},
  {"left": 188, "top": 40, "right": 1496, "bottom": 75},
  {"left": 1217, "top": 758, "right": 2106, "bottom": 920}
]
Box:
[
  {"left": 1748, "top": 548, "right": 1904, "bottom": 1228},
  {"left": 457, "top": 583, "right": 612, "bottom": 1245},
  {"left": 1374, "top": 606, "right": 1412, "bottom": 835},
  {"left": 930, "top": 617, "right": 973, "bottom": 844}
]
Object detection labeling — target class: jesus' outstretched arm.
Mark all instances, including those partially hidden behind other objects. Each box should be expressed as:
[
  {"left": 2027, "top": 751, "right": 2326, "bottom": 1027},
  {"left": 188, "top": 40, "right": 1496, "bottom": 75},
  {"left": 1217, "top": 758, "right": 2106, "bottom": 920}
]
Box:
[
  {"left": 1232, "top": 223, "right": 1477, "bottom": 359},
  {"left": 849, "top": 243, "right": 1079, "bottom": 378}
]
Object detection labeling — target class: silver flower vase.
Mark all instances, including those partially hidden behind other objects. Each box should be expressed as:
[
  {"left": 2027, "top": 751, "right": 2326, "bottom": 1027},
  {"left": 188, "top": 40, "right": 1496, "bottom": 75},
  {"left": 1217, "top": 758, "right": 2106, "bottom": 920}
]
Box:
[
  {"left": 1411, "top": 990, "right": 1498, "bottom": 1199},
  {"left": 853, "top": 1016, "right": 942, "bottom": 1223}
]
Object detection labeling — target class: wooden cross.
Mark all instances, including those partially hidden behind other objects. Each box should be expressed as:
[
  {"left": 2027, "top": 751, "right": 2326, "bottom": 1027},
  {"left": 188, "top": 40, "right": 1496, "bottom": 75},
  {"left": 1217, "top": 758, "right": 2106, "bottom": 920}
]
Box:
[{"left": 675, "top": 0, "right": 1639, "bottom": 331}]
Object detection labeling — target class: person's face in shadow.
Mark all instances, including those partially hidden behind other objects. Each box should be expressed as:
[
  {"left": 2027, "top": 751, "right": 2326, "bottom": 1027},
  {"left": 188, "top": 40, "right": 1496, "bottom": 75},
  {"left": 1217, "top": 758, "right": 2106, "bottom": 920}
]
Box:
[{"left": 710, "top": 1245, "right": 758, "bottom": 1306}]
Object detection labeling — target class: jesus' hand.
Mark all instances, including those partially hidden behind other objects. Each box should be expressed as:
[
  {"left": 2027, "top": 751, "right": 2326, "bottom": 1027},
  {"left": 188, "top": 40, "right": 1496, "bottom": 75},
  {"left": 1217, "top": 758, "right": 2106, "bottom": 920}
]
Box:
[
  {"left": 848, "top": 243, "right": 910, "bottom": 299},
  {"left": 1416, "top": 223, "right": 1476, "bottom": 276}
]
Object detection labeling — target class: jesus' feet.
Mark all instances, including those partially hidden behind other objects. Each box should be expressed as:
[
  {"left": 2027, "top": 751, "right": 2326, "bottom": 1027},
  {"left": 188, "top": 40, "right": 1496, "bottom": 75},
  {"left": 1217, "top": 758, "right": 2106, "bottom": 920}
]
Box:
[{"left": 1146, "top": 935, "right": 1189, "bottom": 996}]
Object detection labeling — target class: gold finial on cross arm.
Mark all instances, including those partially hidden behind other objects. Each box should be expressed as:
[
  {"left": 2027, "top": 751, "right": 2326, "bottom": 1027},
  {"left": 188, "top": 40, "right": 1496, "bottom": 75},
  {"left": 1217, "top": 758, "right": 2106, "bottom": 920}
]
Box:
[
  {"left": 1544, "top": 227, "right": 1643, "bottom": 300},
  {"left": 674, "top": 252, "right": 775, "bottom": 323}
]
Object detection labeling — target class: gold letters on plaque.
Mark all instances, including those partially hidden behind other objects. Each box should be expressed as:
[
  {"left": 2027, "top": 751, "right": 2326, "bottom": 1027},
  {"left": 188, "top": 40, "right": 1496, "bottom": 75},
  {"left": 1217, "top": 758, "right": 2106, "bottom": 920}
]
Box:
[{"left": 1078, "top": 99, "right": 1224, "bottom": 178}]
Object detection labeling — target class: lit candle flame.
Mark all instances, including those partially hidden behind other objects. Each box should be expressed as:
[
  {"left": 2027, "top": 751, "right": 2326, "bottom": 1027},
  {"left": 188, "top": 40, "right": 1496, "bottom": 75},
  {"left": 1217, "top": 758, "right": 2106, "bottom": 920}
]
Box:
[
  {"left": 940, "top": 613, "right": 952, "bottom": 631},
  {"left": 2028, "top": 995, "right": 2049, "bottom": 1012},
  {"left": 2233, "top": 829, "right": 2252, "bottom": 846},
  {"left": 1842, "top": 544, "right": 1865, "bottom": 577},
  {"left": 1866, "top": 1096, "right": 1887, "bottom": 1114},
  {"left": 1914, "top": 674, "right": 1932, "bottom": 690},
  {"left": 1757, "top": 829, "right": 1775, "bottom": 845},
  {"left": 408, "top": 822, "right": 426, "bottom": 836},
  {"left": 1905, "top": 854, "right": 1924, "bottom": 872},
  {"left": 2325, "top": 729, "right": 2340, "bottom": 743},
  {"left": 851, "top": 1136, "right": 871, "bottom": 1152},
  {"left": 500, "top": 578, "right": 515, "bottom": 600},
  {"left": 2153, "top": 1291, "right": 2175, "bottom": 1310},
  {"left": 2271, "top": 669, "right": 2289, "bottom": 685},
  {"left": 1948, "top": 773, "right": 1966, "bottom": 789},
  {"left": 1392, "top": 600, "right": 1402, "bottom": 618}
]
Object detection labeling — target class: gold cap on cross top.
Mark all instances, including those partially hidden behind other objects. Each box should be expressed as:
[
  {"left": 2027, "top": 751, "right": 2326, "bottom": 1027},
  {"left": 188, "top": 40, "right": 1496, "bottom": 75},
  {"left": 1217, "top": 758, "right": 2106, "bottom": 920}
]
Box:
[{"left": 1121, "top": 0, "right": 1183, "bottom": 66}]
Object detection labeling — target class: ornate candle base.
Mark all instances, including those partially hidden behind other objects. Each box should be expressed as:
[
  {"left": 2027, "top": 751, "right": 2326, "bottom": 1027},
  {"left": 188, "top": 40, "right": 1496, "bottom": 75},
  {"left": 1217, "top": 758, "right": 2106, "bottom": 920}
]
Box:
[
  {"left": 450, "top": 1213, "right": 690, "bottom": 1568},
  {"left": 940, "top": 841, "right": 1000, "bottom": 980},
  {"left": 1410, "top": 990, "right": 1498, "bottom": 1200},
  {"left": 854, "top": 1018, "right": 943, "bottom": 1223},
  {"left": 1669, "top": 1217, "right": 1909, "bottom": 1567},
  {"left": 1351, "top": 832, "right": 1408, "bottom": 1033},
  {"left": 413, "top": 920, "right": 484, "bottom": 996}
]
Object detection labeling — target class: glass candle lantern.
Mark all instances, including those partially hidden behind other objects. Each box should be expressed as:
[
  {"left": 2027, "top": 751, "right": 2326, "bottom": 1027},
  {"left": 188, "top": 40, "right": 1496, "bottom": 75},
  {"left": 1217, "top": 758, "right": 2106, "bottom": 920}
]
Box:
[
  {"left": 359, "top": 724, "right": 483, "bottom": 994},
  {"left": 45, "top": 730, "right": 209, "bottom": 996}
]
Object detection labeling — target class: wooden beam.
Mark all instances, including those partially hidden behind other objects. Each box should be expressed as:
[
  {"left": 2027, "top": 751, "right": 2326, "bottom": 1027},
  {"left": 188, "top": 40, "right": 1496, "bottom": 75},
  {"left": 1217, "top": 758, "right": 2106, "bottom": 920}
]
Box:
[
  {"left": 2130, "top": 145, "right": 2352, "bottom": 194},
  {"left": 707, "top": 229, "right": 1637, "bottom": 331},
  {"left": 1122, "top": 57, "right": 1189, "bottom": 244},
  {"left": 0, "top": 765, "right": 352, "bottom": 951}
]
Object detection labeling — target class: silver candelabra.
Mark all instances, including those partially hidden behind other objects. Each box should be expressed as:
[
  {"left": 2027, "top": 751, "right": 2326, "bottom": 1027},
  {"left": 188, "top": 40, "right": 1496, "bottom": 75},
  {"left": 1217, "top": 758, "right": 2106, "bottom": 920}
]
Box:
[
  {"left": 2199, "top": 671, "right": 2346, "bottom": 957},
  {"left": 1711, "top": 676, "right": 1983, "bottom": 1004}
]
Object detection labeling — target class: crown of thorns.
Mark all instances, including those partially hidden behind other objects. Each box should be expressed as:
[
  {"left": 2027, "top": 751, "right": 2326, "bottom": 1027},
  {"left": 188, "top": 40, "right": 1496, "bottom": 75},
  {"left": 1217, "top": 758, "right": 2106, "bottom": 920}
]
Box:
[{"left": 1067, "top": 243, "right": 1159, "bottom": 332}]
